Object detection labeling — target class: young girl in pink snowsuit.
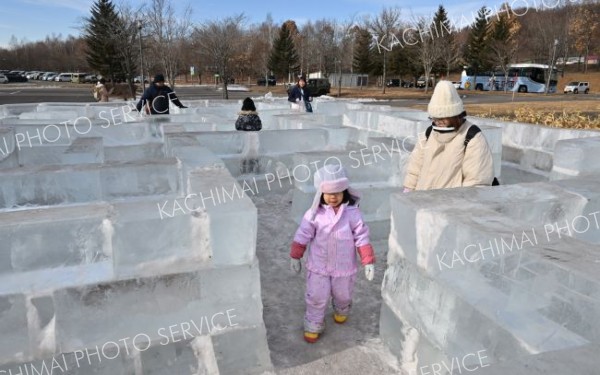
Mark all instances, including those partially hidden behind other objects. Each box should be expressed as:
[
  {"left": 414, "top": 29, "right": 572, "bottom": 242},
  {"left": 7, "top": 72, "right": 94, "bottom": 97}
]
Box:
[{"left": 290, "top": 164, "right": 375, "bottom": 343}]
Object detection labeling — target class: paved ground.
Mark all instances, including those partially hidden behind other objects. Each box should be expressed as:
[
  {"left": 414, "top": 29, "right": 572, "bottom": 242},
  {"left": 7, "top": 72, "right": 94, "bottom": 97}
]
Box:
[{"left": 2, "top": 81, "right": 598, "bottom": 106}]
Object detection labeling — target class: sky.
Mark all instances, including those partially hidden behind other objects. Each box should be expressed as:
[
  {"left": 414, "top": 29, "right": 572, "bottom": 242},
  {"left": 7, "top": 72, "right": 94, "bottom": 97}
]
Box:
[{"left": 0, "top": 0, "right": 527, "bottom": 48}]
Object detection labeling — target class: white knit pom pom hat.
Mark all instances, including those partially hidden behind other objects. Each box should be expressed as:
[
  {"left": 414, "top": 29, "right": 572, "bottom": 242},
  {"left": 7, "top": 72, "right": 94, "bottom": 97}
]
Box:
[{"left": 427, "top": 80, "right": 464, "bottom": 118}]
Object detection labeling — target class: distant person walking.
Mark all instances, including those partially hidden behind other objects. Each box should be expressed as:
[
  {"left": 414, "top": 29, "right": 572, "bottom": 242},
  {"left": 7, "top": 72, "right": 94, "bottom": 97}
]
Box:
[
  {"left": 288, "top": 77, "right": 313, "bottom": 112},
  {"left": 136, "top": 73, "right": 187, "bottom": 115},
  {"left": 93, "top": 78, "right": 109, "bottom": 102},
  {"left": 403, "top": 80, "right": 495, "bottom": 191},
  {"left": 236, "top": 97, "right": 262, "bottom": 174}
]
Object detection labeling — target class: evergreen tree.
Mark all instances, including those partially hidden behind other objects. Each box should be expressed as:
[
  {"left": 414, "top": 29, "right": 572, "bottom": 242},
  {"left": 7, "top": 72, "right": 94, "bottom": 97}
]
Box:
[
  {"left": 352, "top": 28, "right": 372, "bottom": 76},
  {"left": 464, "top": 6, "right": 493, "bottom": 89},
  {"left": 433, "top": 5, "right": 459, "bottom": 78},
  {"left": 391, "top": 31, "right": 423, "bottom": 84},
  {"left": 83, "top": 0, "right": 123, "bottom": 80},
  {"left": 268, "top": 21, "right": 300, "bottom": 80}
]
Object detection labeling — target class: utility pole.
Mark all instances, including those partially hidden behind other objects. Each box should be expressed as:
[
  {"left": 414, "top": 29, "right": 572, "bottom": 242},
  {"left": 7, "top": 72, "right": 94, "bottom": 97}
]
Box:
[
  {"left": 545, "top": 39, "right": 558, "bottom": 95},
  {"left": 137, "top": 20, "right": 145, "bottom": 91}
]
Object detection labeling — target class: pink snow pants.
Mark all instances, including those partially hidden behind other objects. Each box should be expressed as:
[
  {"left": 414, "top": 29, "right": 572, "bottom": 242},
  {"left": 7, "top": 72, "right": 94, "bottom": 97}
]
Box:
[{"left": 304, "top": 271, "right": 357, "bottom": 333}]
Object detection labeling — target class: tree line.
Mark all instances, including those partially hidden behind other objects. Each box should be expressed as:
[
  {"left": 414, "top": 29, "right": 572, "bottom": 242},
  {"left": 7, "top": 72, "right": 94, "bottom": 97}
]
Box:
[{"left": 0, "top": 0, "right": 598, "bottom": 96}]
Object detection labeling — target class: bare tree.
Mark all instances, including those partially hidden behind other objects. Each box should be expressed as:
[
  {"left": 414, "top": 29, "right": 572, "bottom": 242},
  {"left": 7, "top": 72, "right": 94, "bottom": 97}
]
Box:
[
  {"left": 433, "top": 5, "right": 460, "bottom": 78},
  {"left": 145, "top": 0, "right": 192, "bottom": 88},
  {"left": 525, "top": 9, "right": 568, "bottom": 93},
  {"left": 251, "top": 14, "right": 276, "bottom": 84},
  {"left": 569, "top": 0, "right": 600, "bottom": 73},
  {"left": 194, "top": 14, "right": 244, "bottom": 99},
  {"left": 413, "top": 17, "right": 442, "bottom": 93},
  {"left": 489, "top": 3, "right": 521, "bottom": 91},
  {"left": 332, "top": 19, "right": 357, "bottom": 96},
  {"left": 367, "top": 7, "right": 402, "bottom": 93},
  {"left": 109, "top": 3, "right": 144, "bottom": 98},
  {"left": 300, "top": 22, "right": 318, "bottom": 76}
]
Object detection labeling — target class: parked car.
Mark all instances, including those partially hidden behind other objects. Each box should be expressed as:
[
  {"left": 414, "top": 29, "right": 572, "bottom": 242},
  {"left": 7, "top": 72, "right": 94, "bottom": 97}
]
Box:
[
  {"left": 0, "top": 74, "right": 8, "bottom": 84},
  {"left": 134, "top": 76, "right": 149, "bottom": 84},
  {"left": 563, "top": 81, "right": 589, "bottom": 94},
  {"left": 82, "top": 74, "right": 97, "bottom": 83},
  {"left": 307, "top": 78, "right": 331, "bottom": 96},
  {"left": 31, "top": 72, "right": 44, "bottom": 80},
  {"left": 257, "top": 75, "right": 276, "bottom": 86},
  {"left": 386, "top": 79, "right": 401, "bottom": 87},
  {"left": 5, "top": 73, "right": 28, "bottom": 82},
  {"left": 42, "top": 72, "right": 58, "bottom": 81},
  {"left": 416, "top": 76, "right": 434, "bottom": 88},
  {"left": 71, "top": 73, "right": 87, "bottom": 83},
  {"left": 55, "top": 73, "right": 73, "bottom": 82}
]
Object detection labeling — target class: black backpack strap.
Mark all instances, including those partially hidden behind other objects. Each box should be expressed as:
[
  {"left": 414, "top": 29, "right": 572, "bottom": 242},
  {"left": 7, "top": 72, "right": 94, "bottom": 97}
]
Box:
[
  {"left": 464, "top": 125, "right": 481, "bottom": 150},
  {"left": 463, "top": 125, "right": 500, "bottom": 186},
  {"left": 425, "top": 125, "right": 433, "bottom": 140}
]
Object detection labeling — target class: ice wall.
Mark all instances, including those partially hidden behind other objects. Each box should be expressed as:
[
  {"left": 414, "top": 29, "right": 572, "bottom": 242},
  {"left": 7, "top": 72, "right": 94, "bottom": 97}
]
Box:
[
  {"left": 381, "top": 176, "right": 600, "bottom": 374},
  {"left": 0, "top": 102, "right": 272, "bottom": 374},
  {"left": 474, "top": 118, "right": 599, "bottom": 183}
]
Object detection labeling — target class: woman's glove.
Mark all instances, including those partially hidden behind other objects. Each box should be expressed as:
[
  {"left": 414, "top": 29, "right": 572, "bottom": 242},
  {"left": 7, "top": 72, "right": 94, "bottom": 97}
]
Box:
[
  {"left": 291, "top": 258, "right": 302, "bottom": 273},
  {"left": 365, "top": 264, "right": 374, "bottom": 281}
]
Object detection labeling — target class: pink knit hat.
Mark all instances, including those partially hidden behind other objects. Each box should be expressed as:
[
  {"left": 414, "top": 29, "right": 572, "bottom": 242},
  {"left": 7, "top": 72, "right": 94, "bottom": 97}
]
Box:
[{"left": 309, "top": 164, "right": 360, "bottom": 220}]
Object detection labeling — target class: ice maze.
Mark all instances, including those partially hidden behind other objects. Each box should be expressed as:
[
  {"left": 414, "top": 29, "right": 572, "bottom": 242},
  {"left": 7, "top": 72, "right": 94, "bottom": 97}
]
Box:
[{"left": 0, "top": 98, "right": 599, "bottom": 374}]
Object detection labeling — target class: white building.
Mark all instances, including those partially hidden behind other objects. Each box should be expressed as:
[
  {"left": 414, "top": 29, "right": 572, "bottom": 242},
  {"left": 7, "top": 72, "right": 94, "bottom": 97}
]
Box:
[{"left": 308, "top": 72, "right": 369, "bottom": 87}]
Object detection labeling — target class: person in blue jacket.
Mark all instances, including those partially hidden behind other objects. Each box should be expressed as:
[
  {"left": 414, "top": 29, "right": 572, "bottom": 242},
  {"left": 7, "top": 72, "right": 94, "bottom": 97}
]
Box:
[
  {"left": 136, "top": 74, "right": 187, "bottom": 115},
  {"left": 287, "top": 77, "right": 312, "bottom": 112}
]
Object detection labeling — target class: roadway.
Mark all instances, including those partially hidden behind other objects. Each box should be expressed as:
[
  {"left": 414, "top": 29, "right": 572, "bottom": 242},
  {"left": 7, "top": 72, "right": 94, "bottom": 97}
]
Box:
[
  {"left": 0, "top": 81, "right": 598, "bottom": 106},
  {"left": 377, "top": 90, "right": 600, "bottom": 108}
]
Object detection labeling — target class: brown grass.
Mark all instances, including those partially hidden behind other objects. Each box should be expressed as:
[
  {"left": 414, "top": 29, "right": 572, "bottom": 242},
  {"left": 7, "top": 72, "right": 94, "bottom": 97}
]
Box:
[
  {"left": 467, "top": 102, "right": 600, "bottom": 129},
  {"left": 408, "top": 100, "right": 600, "bottom": 129}
]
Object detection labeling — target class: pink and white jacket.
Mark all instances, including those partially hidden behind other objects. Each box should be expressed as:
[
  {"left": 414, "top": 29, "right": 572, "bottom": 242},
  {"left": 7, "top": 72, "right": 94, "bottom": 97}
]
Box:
[{"left": 290, "top": 203, "right": 375, "bottom": 277}]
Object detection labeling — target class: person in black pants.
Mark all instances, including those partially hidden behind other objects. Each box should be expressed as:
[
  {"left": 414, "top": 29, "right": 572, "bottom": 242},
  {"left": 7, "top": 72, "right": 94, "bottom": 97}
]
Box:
[{"left": 136, "top": 74, "right": 187, "bottom": 115}]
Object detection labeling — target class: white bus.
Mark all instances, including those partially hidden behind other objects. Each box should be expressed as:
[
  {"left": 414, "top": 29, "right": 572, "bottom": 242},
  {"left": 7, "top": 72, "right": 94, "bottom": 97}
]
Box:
[{"left": 460, "top": 63, "right": 558, "bottom": 93}]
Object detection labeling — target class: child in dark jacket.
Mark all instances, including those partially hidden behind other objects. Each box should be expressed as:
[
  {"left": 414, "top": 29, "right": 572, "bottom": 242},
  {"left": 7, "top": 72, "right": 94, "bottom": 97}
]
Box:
[
  {"left": 236, "top": 98, "right": 261, "bottom": 174},
  {"left": 235, "top": 97, "right": 262, "bottom": 131}
]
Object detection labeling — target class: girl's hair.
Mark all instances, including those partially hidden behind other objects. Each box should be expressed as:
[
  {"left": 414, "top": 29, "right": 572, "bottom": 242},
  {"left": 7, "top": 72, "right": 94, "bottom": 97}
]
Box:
[
  {"left": 320, "top": 189, "right": 356, "bottom": 206},
  {"left": 241, "top": 97, "right": 256, "bottom": 111}
]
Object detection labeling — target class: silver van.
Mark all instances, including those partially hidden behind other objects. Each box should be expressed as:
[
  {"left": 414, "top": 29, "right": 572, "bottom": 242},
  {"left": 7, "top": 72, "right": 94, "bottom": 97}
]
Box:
[{"left": 56, "top": 73, "right": 74, "bottom": 82}]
